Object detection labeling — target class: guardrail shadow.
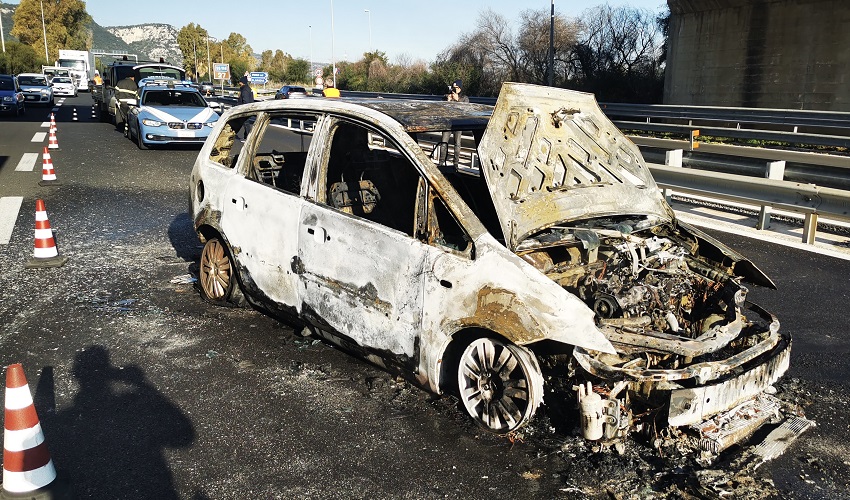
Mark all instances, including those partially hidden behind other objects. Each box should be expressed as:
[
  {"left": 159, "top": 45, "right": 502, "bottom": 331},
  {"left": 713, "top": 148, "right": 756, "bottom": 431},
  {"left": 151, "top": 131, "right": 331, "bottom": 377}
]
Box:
[{"left": 37, "top": 345, "right": 195, "bottom": 499}]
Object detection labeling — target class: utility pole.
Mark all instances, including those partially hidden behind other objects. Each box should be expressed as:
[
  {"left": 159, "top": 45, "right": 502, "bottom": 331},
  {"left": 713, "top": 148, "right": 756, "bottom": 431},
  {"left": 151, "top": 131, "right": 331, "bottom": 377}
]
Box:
[
  {"left": 364, "top": 9, "right": 372, "bottom": 52},
  {"left": 192, "top": 37, "right": 198, "bottom": 81},
  {"left": 1, "top": 6, "right": 6, "bottom": 54},
  {"left": 331, "top": 0, "right": 337, "bottom": 88},
  {"left": 309, "top": 25, "right": 313, "bottom": 83},
  {"left": 548, "top": 0, "right": 555, "bottom": 87},
  {"left": 40, "top": 0, "right": 48, "bottom": 62},
  {"left": 206, "top": 36, "right": 212, "bottom": 81}
]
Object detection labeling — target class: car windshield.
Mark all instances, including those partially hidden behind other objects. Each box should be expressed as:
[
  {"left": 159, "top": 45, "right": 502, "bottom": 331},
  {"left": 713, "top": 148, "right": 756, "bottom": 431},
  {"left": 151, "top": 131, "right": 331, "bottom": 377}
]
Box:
[
  {"left": 53, "top": 77, "right": 72, "bottom": 84},
  {"left": 18, "top": 76, "right": 47, "bottom": 86},
  {"left": 0, "top": 77, "right": 13, "bottom": 90},
  {"left": 143, "top": 89, "right": 206, "bottom": 107},
  {"left": 137, "top": 67, "right": 184, "bottom": 80}
]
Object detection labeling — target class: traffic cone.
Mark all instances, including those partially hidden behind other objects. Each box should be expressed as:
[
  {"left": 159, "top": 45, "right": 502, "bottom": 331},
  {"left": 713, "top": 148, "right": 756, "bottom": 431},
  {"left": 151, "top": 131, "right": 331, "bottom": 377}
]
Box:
[
  {"left": 25, "top": 200, "right": 67, "bottom": 269},
  {"left": 38, "top": 148, "right": 61, "bottom": 187},
  {"left": 49, "top": 113, "right": 57, "bottom": 133},
  {"left": 1, "top": 364, "right": 71, "bottom": 499},
  {"left": 47, "top": 129, "right": 59, "bottom": 150}
]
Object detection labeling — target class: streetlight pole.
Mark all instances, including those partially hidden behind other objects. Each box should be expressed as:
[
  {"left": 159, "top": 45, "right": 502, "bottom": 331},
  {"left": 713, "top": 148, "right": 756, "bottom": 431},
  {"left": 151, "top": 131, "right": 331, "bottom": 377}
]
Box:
[
  {"left": 192, "top": 37, "right": 198, "bottom": 82},
  {"left": 0, "top": 7, "right": 6, "bottom": 54},
  {"left": 40, "top": 0, "right": 48, "bottom": 62},
  {"left": 206, "top": 36, "right": 212, "bottom": 81},
  {"left": 548, "top": 0, "right": 555, "bottom": 87},
  {"left": 364, "top": 9, "right": 372, "bottom": 52},
  {"left": 309, "top": 25, "right": 313, "bottom": 84},
  {"left": 331, "top": 0, "right": 337, "bottom": 88}
]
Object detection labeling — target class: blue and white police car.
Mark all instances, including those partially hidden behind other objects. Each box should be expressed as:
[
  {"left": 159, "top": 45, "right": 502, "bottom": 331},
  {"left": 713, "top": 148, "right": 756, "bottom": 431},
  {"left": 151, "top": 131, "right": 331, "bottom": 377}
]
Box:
[{"left": 126, "top": 78, "right": 220, "bottom": 149}]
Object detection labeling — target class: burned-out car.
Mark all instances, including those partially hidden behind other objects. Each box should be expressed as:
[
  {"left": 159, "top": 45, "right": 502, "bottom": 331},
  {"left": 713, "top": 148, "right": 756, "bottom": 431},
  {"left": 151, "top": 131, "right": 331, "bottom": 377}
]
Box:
[{"left": 189, "top": 83, "right": 792, "bottom": 451}]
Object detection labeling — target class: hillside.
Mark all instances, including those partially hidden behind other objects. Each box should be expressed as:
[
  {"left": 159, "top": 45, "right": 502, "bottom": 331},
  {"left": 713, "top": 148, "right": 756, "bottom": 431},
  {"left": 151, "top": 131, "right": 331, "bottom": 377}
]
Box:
[
  {"left": 0, "top": 3, "right": 181, "bottom": 65},
  {"left": 105, "top": 24, "right": 182, "bottom": 65}
]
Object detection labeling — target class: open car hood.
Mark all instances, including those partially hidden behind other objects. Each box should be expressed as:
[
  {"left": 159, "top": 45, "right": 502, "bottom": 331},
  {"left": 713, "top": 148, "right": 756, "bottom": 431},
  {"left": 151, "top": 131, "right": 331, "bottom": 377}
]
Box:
[{"left": 479, "top": 83, "right": 672, "bottom": 250}]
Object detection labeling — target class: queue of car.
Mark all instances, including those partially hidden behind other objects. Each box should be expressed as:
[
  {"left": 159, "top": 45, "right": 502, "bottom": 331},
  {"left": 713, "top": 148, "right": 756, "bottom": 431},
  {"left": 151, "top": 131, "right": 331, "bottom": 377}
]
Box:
[{"left": 0, "top": 70, "right": 82, "bottom": 117}]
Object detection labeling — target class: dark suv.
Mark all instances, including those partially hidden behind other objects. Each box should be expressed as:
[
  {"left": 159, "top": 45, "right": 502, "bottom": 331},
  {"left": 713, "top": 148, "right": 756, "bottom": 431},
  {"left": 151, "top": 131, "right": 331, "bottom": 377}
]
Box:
[
  {"left": 0, "top": 74, "right": 26, "bottom": 117},
  {"left": 274, "top": 85, "right": 308, "bottom": 99}
]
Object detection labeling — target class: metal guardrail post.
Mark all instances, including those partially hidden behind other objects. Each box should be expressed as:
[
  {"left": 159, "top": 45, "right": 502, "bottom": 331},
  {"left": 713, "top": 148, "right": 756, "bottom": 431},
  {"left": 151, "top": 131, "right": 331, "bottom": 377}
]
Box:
[
  {"left": 663, "top": 150, "right": 683, "bottom": 202},
  {"left": 803, "top": 213, "right": 819, "bottom": 244},
  {"left": 665, "top": 149, "right": 683, "bottom": 167},
  {"left": 757, "top": 160, "right": 788, "bottom": 230}
]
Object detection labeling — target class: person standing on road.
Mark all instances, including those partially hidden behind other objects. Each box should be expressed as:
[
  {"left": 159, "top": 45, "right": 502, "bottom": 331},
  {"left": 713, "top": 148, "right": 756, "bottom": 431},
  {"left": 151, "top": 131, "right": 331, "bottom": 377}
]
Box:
[
  {"left": 115, "top": 74, "right": 138, "bottom": 132},
  {"left": 446, "top": 79, "right": 469, "bottom": 103},
  {"left": 237, "top": 76, "right": 255, "bottom": 140},
  {"left": 93, "top": 71, "right": 103, "bottom": 86},
  {"left": 439, "top": 79, "right": 469, "bottom": 165},
  {"left": 237, "top": 76, "right": 254, "bottom": 105}
]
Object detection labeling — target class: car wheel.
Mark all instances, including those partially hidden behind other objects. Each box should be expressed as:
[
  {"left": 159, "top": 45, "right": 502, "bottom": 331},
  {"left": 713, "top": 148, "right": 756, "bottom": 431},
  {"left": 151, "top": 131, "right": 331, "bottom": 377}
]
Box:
[
  {"left": 199, "top": 237, "right": 247, "bottom": 307},
  {"left": 135, "top": 122, "right": 148, "bottom": 150},
  {"left": 457, "top": 337, "right": 544, "bottom": 434}
]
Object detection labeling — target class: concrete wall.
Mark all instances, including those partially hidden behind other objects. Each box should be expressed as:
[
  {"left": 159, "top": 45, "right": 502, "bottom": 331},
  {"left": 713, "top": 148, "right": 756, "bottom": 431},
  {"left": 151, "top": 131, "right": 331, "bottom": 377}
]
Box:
[{"left": 664, "top": 0, "right": 850, "bottom": 110}]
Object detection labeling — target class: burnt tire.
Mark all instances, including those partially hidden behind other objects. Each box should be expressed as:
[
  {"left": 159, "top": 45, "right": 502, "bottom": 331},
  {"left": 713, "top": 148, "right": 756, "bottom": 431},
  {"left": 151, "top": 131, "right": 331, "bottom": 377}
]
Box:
[
  {"left": 457, "top": 337, "right": 544, "bottom": 434},
  {"left": 199, "top": 237, "right": 247, "bottom": 307}
]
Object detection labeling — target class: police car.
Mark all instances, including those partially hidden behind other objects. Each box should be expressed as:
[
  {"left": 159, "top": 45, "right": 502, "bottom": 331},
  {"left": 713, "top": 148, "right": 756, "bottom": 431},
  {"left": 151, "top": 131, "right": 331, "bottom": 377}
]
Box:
[{"left": 126, "top": 78, "right": 220, "bottom": 149}]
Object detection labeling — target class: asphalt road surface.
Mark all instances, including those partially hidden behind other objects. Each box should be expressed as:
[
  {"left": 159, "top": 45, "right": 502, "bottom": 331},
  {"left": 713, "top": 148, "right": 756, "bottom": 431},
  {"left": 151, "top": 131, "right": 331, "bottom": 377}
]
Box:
[{"left": 0, "top": 95, "right": 848, "bottom": 499}]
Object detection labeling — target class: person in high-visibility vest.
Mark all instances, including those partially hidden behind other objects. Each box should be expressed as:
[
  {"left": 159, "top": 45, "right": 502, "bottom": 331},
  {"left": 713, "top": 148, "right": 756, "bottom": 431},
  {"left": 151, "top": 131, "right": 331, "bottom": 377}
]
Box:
[{"left": 323, "top": 80, "right": 340, "bottom": 98}]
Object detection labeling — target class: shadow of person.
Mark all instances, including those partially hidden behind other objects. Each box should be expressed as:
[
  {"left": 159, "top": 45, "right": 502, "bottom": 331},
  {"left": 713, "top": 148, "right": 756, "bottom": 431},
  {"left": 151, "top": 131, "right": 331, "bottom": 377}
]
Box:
[{"left": 46, "top": 346, "right": 195, "bottom": 499}]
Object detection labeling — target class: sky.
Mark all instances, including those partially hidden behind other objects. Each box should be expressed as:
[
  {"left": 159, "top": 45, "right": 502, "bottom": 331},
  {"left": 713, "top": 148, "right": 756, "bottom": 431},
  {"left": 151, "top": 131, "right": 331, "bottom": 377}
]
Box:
[{"left": 8, "top": 0, "right": 668, "bottom": 63}]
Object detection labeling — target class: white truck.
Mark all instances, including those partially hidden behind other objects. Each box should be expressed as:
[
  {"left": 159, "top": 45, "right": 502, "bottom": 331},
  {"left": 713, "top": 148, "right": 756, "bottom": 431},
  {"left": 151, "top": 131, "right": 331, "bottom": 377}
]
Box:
[{"left": 57, "top": 50, "right": 92, "bottom": 91}]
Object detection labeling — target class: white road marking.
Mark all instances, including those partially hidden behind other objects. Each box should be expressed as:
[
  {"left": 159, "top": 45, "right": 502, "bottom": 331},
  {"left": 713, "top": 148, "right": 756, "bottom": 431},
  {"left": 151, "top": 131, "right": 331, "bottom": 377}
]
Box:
[
  {"left": 0, "top": 197, "right": 24, "bottom": 245},
  {"left": 31, "top": 132, "right": 47, "bottom": 142},
  {"left": 40, "top": 122, "right": 50, "bottom": 127},
  {"left": 15, "top": 153, "right": 39, "bottom": 172}
]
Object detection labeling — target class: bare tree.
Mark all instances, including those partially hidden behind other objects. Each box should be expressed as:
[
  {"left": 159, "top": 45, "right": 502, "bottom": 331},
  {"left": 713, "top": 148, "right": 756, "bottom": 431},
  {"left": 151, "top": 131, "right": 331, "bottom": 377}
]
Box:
[
  {"left": 568, "top": 5, "right": 664, "bottom": 102},
  {"left": 516, "top": 9, "right": 581, "bottom": 85}
]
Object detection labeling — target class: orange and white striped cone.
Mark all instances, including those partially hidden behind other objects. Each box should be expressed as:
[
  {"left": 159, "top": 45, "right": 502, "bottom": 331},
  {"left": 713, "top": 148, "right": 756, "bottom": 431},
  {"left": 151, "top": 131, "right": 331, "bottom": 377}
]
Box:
[
  {"left": 47, "top": 129, "right": 59, "bottom": 150},
  {"left": 38, "top": 148, "right": 61, "bottom": 187},
  {"left": 49, "top": 113, "right": 57, "bottom": 133},
  {"left": 25, "top": 200, "right": 67, "bottom": 269},
  {"left": 1, "top": 364, "right": 71, "bottom": 499}
]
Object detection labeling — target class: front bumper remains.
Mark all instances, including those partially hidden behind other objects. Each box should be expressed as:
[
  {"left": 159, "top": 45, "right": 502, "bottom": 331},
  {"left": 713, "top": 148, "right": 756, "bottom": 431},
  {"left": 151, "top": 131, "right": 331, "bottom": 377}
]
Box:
[{"left": 571, "top": 303, "right": 794, "bottom": 450}]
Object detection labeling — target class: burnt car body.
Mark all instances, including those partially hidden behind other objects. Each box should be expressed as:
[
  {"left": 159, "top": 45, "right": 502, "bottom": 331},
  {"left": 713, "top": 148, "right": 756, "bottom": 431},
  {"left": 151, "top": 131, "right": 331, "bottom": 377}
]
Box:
[{"left": 189, "top": 83, "right": 791, "bottom": 449}]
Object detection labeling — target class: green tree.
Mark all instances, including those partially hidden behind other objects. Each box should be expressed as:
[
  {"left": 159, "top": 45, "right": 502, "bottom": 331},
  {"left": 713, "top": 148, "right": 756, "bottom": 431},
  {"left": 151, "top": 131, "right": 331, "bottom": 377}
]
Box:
[
  {"left": 0, "top": 41, "right": 46, "bottom": 74},
  {"left": 176, "top": 23, "right": 210, "bottom": 80},
  {"left": 283, "top": 58, "right": 310, "bottom": 84},
  {"left": 259, "top": 50, "right": 273, "bottom": 72},
  {"left": 268, "top": 50, "right": 287, "bottom": 82},
  {"left": 222, "top": 32, "right": 254, "bottom": 83},
  {"left": 11, "top": 0, "right": 90, "bottom": 62}
]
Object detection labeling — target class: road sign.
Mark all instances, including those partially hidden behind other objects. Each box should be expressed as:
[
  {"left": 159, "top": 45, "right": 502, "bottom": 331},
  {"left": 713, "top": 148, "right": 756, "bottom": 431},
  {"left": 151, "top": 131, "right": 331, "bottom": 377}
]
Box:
[
  {"left": 315, "top": 76, "right": 324, "bottom": 86},
  {"left": 315, "top": 68, "right": 322, "bottom": 77},
  {"left": 249, "top": 71, "right": 268, "bottom": 84},
  {"left": 213, "top": 63, "right": 230, "bottom": 81}
]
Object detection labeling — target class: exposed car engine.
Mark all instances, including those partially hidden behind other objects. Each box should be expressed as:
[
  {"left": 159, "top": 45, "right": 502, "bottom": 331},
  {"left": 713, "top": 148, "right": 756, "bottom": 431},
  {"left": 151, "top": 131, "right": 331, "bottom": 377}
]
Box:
[{"left": 517, "top": 216, "right": 790, "bottom": 449}]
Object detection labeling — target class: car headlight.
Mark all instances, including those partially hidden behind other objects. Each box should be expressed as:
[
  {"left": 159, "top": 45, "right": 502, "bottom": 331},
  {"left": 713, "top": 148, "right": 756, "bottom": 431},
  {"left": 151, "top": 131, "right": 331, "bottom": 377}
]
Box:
[
  {"left": 1, "top": 96, "right": 11, "bottom": 102},
  {"left": 142, "top": 119, "right": 164, "bottom": 127},
  {"left": 41, "top": 89, "right": 49, "bottom": 95},
  {"left": 205, "top": 122, "right": 216, "bottom": 128}
]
